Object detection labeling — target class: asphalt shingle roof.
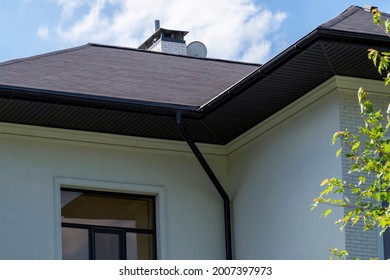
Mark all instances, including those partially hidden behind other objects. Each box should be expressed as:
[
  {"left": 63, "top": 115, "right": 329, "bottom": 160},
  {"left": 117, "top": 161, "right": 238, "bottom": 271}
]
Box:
[
  {"left": 321, "top": 5, "right": 388, "bottom": 35},
  {"left": 0, "top": 44, "right": 259, "bottom": 108}
]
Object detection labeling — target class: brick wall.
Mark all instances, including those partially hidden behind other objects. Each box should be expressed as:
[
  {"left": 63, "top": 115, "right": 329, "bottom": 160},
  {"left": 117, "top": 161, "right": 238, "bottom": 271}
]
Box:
[
  {"left": 149, "top": 40, "right": 187, "bottom": 56},
  {"left": 338, "top": 88, "right": 389, "bottom": 259}
]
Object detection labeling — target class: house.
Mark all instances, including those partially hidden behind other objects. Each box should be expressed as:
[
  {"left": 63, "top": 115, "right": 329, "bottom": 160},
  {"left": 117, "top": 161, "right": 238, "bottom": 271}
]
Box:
[{"left": 0, "top": 5, "right": 389, "bottom": 260}]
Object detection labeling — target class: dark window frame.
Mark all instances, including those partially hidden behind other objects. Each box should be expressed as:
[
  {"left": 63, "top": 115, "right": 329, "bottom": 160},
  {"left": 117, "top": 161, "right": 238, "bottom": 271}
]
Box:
[
  {"left": 61, "top": 187, "right": 157, "bottom": 260},
  {"left": 380, "top": 201, "right": 390, "bottom": 259},
  {"left": 383, "top": 229, "right": 390, "bottom": 259}
]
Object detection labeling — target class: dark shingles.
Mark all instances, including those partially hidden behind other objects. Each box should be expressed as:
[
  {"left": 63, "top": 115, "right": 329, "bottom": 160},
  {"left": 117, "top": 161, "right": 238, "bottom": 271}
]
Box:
[
  {"left": 320, "top": 5, "right": 390, "bottom": 36},
  {"left": 0, "top": 44, "right": 259, "bottom": 108}
]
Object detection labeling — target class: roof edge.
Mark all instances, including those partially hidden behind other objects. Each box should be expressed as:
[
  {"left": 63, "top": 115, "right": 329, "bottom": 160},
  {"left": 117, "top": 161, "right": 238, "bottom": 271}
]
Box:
[
  {"left": 0, "top": 44, "right": 91, "bottom": 66},
  {"left": 199, "top": 23, "right": 390, "bottom": 115},
  {"left": 320, "top": 5, "right": 361, "bottom": 29},
  {"left": 0, "top": 84, "right": 200, "bottom": 118}
]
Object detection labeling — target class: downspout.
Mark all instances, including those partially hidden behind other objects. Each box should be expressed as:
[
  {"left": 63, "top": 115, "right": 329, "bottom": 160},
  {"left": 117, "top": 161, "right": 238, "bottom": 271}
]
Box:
[{"left": 176, "top": 112, "right": 232, "bottom": 260}]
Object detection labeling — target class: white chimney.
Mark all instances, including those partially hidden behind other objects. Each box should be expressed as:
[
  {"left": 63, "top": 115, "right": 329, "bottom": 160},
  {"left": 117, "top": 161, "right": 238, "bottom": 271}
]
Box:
[
  {"left": 138, "top": 20, "right": 207, "bottom": 58},
  {"left": 138, "top": 20, "right": 188, "bottom": 56}
]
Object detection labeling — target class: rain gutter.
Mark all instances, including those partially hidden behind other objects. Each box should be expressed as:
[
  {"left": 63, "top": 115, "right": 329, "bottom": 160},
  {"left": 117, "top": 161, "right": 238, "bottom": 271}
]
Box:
[
  {"left": 0, "top": 85, "right": 200, "bottom": 118},
  {"left": 198, "top": 27, "right": 390, "bottom": 116}
]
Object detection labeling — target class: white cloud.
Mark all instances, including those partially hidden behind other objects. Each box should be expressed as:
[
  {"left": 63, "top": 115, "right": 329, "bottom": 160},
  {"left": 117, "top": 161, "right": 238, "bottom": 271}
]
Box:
[
  {"left": 37, "top": 25, "right": 49, "bottom": 39},
  {"left": 56, "top": 0, "right": 86, "bottom": 18},
  {"left": 53, "top": 0, "right": 287, "bottom": 63}
]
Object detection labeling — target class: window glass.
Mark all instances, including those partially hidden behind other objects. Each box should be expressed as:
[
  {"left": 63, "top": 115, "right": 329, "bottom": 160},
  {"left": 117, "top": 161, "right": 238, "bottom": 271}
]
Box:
[
  {"left": 61, "top": 189, "right": 156, "bottom": 260},
  {"left": 126, "top": 232, "right": 155, "bottom": 260},
  {"left": 62, "top": 227, "right": 89, "bottom": 260},
  {"left": 61, "top": 190, "right": 154, "bottom": 229},
  {"left": 94, "top": 232, "right": 121, "bottom": 260}
]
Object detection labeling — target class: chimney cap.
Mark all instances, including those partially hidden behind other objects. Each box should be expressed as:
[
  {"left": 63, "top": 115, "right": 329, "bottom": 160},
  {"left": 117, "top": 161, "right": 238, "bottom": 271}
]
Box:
[{"left": 138, "top": 27, "right": 189, "bottom": 50}]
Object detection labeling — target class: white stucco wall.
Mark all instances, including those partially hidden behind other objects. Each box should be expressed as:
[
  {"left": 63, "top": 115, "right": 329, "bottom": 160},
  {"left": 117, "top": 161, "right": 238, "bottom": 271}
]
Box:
[
  {"left": 0, "top": 125, "right": 227, "bottom": 260},
  {"left": 228, "top": 81, "right": 345, "bottom": 259},
  {"left": 3, "top": 76, "right": 383, "bottom": 260}
]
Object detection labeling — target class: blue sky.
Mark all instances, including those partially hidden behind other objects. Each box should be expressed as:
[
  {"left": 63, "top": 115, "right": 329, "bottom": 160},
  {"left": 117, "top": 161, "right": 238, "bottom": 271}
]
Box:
[{"left": 1, "top": 0, "right": 389, "bottom": 63}]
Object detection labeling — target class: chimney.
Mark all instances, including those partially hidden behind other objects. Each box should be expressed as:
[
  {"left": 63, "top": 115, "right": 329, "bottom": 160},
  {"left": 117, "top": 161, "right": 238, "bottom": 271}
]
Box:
[
  {"left": 138, "top": 20, "right": 189, "bottom": 56},
  {"left": 363, "top": 5, "right": 378, "bottom": 13},
  {"left": 154, "top": 20, "right": 160, "bottom": 31}
]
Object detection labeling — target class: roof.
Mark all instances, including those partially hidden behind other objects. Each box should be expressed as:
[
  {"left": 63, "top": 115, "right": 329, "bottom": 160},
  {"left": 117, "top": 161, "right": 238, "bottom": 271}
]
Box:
[
  {"left": 320, "top": 5, "right": 386, "bottom": 35},
  {"left": 0, "top": 45, "right": 258, "bottom": 109},
  {"left": 0, "top": 5, "right": 388, "bottom": 145}
]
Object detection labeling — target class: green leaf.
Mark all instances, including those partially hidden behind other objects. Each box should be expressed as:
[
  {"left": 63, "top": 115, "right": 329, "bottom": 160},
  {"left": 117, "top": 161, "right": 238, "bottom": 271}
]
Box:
[
  {"left": 322, "top": 208, "right": 332, "bottom": 218},
  {"left": 383, "top": 143, "right": 390, "bottom": 153},
  {"left": 378, "top": 56, "right": 389, "bottom": 74},
  {"left": 358, "top": 87, "right": 367, "bottom": 102},
  {"left": 373, "top": 10, "right": 382, "bottom": 24},
  {"left": 329, "top": 248, "right": 349, "bottom": 260},
  {"left": 320, "top": 179, "right": 329, "bottom": 186},
  {"left": 336, "top": 147, "right": 342, "bottom": 157},
  {"left": 385, "top": 75, "right": 390, "bottom": 86},
  {"left": 351, "top": 216, "right": 361, "bottom": 226},
  {"left": 351, "top": 141, "right": 360, "bottom": 152},
  {"left": 363, "top": 100, "right": 373, "bottom": 114},
  {"left": 385, "top": 19, "right": 390, "bottom": 34}
]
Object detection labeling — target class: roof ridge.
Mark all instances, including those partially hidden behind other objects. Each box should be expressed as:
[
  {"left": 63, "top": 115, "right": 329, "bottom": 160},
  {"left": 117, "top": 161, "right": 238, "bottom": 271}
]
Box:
[
  {"left": 0, "top": 44, "right": 92, "bottom": 67},
  {"left": 0, "top": 42, "right": 260, "bottom": 68},
  {"left": 89, "top": 43, "right": 262, "bottom": 67}
]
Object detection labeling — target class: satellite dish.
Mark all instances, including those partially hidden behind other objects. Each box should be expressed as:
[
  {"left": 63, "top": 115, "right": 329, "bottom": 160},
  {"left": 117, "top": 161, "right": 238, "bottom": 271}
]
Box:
[{"left": 187, "top": 41, "right": 207, "bottom": 58}]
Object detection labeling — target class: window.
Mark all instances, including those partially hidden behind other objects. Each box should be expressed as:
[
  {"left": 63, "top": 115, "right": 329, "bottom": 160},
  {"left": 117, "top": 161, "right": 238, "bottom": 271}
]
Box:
[{"left": 61, "top": 188, "right": 156, "bottom": 260}]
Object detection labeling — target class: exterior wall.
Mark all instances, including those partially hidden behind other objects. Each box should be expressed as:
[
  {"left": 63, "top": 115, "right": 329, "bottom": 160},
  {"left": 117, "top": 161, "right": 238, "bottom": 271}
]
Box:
[
  {"left": 227, "top": 78, "right": 345, "bottom": 259},
  {"left": 337, "top": 77, "right": 390, "bottom": 259},
  {"left": 149, "top": 39, "right": 187, "bottom": 55},
  {"left": 0, "top": 123, "right": 227, "bottom": 260},
  {"left": 1, "top": 75, "right": 387, "bottom": 260}
]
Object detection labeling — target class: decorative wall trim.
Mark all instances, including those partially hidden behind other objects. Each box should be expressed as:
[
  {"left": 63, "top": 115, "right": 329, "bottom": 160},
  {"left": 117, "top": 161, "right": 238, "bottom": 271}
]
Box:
[
  {"left": 0, "top": 122, "right": 227, "bottom": 157},
  {"left": 334, "top": 75, "right": 389, "bottom": 96}
]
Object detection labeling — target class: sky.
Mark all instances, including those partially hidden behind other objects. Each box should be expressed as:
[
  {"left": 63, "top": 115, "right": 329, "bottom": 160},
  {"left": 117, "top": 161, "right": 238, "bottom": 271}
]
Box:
[{"left": 1, "top": 0, "right": 390, "bottom": 64}]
